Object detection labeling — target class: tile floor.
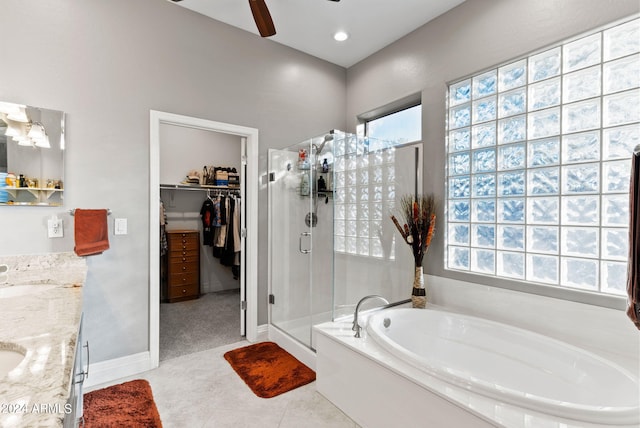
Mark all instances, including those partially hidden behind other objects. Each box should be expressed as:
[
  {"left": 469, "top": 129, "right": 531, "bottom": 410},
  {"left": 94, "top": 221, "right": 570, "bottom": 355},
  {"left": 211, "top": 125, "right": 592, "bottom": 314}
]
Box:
[{"left": 87, "top": 341, "right": 358, "bottom": 428}]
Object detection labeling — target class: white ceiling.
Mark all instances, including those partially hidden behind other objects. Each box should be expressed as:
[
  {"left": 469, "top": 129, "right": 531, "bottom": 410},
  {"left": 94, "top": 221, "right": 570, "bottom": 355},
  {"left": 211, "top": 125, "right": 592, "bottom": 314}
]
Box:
[{"left": 169, "top": 0, "right": 466, "bottom": 68}]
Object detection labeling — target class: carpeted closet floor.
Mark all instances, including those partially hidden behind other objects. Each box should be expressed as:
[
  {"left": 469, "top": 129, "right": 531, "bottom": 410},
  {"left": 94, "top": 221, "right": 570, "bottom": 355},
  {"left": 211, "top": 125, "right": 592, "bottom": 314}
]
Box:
[{"left": 160, "top": 289, "right": 243, "bottom": 361}]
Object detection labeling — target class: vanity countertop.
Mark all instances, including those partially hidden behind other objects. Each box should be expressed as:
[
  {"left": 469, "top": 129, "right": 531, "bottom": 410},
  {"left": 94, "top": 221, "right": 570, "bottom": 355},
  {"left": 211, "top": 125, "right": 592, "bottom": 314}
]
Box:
[{"left": 0, "top": 252, "right": 87, "bottom": 428}]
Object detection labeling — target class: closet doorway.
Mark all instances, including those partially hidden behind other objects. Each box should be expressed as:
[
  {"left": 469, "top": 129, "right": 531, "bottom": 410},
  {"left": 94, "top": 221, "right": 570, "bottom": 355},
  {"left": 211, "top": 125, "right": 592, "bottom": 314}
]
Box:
[{"left": 149, "top": 111, "right": 258, "bottom": 368}]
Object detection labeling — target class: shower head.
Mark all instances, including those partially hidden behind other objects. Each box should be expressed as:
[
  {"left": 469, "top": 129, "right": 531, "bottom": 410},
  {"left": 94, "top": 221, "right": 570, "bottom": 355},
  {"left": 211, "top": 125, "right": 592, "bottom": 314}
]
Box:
[{"left": 313, "top": 134, "right": 334, "bottom": 155}]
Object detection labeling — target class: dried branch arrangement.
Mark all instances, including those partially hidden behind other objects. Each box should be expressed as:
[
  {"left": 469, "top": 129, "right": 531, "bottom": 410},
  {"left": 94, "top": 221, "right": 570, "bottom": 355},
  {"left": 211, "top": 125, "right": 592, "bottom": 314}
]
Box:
[{"left": 390, "top": 194, "right": 436, "bottom": 267}]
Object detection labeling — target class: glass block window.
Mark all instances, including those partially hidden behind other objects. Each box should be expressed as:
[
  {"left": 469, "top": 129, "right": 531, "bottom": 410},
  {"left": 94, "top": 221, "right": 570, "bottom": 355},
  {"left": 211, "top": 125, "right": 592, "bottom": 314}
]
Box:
[
  {"left": 445, "top": 17, "right": 640, "bottom": 296},
  {"left": 333, "top": 135, "right": 398, "bottom": 258}
]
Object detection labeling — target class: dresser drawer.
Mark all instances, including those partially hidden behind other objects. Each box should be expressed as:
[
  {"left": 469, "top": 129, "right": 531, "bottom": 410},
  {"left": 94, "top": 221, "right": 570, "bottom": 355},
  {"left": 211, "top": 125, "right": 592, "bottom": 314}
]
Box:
[
  {"left": 168, "top": 254, "right": 199, "bottom": 265},
  {"left": 168, "top": 270, "right": 199, "bottom": 286},
  {"left": 167, "top": 283, "right": 199, "bottom": 300},
  {"left": 167, "top": 232, "right": 199, "bottom": 250},
  {"left": 168, "top": 261, "right": 199, "bottom": 275},
  {"left": 168, "top": 248, "right": 198, "bottom": 258}
]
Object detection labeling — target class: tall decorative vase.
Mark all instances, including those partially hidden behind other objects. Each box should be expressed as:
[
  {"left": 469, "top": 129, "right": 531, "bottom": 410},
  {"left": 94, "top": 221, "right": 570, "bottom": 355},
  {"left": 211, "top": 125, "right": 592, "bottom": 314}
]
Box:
[{"left": 411, "top": 265, "right": 426, "bottom": 308}]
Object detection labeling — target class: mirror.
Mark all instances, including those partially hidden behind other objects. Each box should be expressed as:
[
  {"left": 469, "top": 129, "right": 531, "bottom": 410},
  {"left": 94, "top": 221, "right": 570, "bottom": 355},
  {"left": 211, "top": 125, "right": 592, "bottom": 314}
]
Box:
[{"left": 0, "top": 101, "right": 65, "bottom": 206}]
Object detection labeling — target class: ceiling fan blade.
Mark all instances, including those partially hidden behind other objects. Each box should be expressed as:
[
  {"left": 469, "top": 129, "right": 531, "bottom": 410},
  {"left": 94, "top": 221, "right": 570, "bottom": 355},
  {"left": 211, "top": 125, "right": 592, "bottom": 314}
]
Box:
[{"left": 249, "top": 0, "right": 276, "bottom": 37}]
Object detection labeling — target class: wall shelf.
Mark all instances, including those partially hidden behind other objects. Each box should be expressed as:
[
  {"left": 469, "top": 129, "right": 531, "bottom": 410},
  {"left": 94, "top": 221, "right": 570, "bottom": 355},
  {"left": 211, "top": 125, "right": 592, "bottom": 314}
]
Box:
[
  {"left": 3, "top": 187, "right": 63, "bottom": 202},
  {"left": 160, "top": 183, "right": 239, "bottom": 192}
]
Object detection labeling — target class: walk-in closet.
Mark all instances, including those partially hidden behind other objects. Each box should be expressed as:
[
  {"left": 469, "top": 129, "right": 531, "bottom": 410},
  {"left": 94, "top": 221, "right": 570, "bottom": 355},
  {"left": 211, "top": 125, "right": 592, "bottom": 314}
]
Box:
[{"left": 158, "top": 122, "right": 245, "bottom": 361}]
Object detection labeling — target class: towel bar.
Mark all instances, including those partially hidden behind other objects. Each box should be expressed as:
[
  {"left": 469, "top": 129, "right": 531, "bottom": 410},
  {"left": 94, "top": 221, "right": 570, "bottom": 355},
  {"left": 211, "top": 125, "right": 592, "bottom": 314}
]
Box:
[{"left": 69, "top": 209, "right": 112, "bottom": 216}]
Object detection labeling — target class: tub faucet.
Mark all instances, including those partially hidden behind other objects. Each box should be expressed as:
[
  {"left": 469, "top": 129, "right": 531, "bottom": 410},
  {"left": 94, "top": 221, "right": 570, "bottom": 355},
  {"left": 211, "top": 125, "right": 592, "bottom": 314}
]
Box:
[{"left": 352, "top": 295, "right": 389, "bottom": 338}]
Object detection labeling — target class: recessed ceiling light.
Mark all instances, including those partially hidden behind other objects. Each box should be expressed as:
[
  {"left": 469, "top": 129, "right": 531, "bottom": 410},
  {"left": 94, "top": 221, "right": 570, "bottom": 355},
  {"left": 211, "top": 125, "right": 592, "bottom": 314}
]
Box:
[{"left": 333, "top": 31, "right": 349, "bottom": 42}]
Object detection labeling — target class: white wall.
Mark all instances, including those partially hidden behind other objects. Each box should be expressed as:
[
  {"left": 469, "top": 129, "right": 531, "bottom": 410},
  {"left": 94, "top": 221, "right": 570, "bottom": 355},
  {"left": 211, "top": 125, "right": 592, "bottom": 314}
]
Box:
[
  {"left": 0, "top": 0, "right": 346, "bottom": 364},
  {"left": 159, "top": 124, "right": 241, "bottom": 185},
  {"left": 346, "top": 0, "right": 640, "bottom": 305}
]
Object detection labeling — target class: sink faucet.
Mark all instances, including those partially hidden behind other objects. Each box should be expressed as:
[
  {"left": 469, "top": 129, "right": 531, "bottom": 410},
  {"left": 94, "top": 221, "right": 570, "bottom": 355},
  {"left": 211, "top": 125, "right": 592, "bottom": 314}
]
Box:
[{"left": 352, "top": 295, "right": 389, "bottom": 338}]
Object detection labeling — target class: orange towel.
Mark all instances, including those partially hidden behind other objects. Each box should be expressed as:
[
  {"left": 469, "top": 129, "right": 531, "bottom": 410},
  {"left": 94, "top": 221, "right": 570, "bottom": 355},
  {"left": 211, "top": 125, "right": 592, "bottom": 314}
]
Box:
[{"left": 74, "top": 209, "right": 110, "bottom": 256}]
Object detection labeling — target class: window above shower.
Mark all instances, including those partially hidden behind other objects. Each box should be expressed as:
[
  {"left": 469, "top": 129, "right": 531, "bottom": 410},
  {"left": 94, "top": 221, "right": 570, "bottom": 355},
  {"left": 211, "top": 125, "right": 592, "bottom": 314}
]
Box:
[
  {"left": 444, "top": 16, "right": 640, "bottom": 298},
  {"left": 361, "top": 104, "right": 422, "bottom": 147}
]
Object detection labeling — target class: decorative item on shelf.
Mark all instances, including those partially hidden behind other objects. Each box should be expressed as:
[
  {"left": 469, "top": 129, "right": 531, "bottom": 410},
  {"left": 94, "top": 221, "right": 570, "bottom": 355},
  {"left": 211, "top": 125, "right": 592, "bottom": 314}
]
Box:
[
  {"left": 202, "top": 165, "right": 211, "bottom": 185},
  {"left": 228, "top": 171, "right": 240, "bottom": 188},
  {"left": 297, "top": 149, "right": 310, "bottom": 170},
  {"left": 317, "top": 175, "right": 326, "bottom": 191},
  {"left": 300, "top": 171, "right": 310, "bottom": 196},
  {"left": 214, "top": 167, "right": 229, "bottom": 186},
  {"left": 390, "top": 194, "right": 436, "bottom": 309},
  {"left": 184, "top": 170, "right": 201, "bottom": 185}
]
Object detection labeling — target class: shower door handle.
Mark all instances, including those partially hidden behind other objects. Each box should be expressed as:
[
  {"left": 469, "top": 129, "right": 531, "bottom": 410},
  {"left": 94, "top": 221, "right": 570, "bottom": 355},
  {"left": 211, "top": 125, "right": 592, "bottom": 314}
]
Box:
[{"left": 299, "top": 232, "right": 312, "bottom": 254}]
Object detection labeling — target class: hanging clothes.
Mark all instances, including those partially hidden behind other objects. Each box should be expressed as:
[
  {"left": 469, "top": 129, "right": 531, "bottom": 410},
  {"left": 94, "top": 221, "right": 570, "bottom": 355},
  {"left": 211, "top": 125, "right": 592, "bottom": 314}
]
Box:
[
  {"left": 221, "top": 197, "right": 236, "bottom": 267},
  {"left": 200, "top": 196, "right": 216, "bottom": 246},
  {"left": 232, "top": 197, "right": 241, "bottom": 279},
  {"left": 160, "top": 198, "right": 168, "bottom": 256},
  {"left": 213, "top": 196, "right": 228, "bottom": 258}
]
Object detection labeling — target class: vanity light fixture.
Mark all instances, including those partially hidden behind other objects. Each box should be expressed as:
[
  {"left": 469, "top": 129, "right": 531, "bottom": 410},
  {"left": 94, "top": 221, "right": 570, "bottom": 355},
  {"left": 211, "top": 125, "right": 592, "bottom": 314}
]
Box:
[
  {"left": 4, "top": 120, "right": 22, "bottom": 138},
  {"left": 0, "top": 102, "right": 22, "bottom": 116},
  {"left": 333, "top": 31, "right": 349, "bottom": 42},
  {"left": 34, "top": 134, "right": 50, "bottom": 149},
  {"left": 16, "top": 135, "right": 33, "bottom": 147},
  {"left": 27, "top": 122, "right": 45, "bottom": 140},
  {"left": 28, "top": 122, "right": 50, "bottom": 148},
  {"left": 6, "top": 107, "right": 29, "bottom": 123}
]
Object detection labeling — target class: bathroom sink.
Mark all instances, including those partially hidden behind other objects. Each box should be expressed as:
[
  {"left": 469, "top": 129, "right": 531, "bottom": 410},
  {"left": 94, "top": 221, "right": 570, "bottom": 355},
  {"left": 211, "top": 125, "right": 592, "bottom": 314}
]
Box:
[
  {"left": 0, "top": 284, "right": 57, "bottom": 298},
  {"left": 0, "top": 348, "right": 25, "bottom": 378}
]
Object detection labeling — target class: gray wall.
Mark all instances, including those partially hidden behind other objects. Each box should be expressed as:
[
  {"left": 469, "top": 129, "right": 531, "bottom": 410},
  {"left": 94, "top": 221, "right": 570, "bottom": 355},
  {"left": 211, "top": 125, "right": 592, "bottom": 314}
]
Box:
[
  {"left": 346, "top": 0, "right": 640, "bottom": 291},
  {"left": 0, "top": 0, "right": 346, "bottom": 363}
]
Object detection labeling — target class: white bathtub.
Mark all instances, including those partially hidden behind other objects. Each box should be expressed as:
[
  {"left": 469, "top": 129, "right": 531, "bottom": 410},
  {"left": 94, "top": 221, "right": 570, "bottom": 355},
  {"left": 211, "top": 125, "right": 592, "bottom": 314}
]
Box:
[{"left": 364, "top": 308, "right": 639, "bottom": 426}]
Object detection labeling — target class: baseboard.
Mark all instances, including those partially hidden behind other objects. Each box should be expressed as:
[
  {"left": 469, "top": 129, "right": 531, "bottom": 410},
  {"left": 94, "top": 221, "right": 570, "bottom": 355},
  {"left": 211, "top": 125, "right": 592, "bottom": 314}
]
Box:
[
  {"left": 255, "top": 323, "right": 269, "bottom": 342},
  {"left": 84, "top": 351, "right": 153, "bottom": 389}
]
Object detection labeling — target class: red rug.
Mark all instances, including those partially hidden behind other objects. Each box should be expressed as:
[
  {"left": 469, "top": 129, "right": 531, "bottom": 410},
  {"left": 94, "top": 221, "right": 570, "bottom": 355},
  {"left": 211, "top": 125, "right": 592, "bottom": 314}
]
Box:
[
  {"left": 224, "top": 341, "right": 316, "bottom": 398},
  {"left": 83, "top": 379, "right": 162, "bottom": 427}
]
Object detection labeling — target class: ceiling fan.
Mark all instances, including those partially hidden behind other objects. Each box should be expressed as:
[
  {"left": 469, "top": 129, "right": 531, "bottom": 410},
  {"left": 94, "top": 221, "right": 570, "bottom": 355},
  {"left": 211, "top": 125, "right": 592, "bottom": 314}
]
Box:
[{"left": 171, "top": 0, "right": 341, "bottom": 38}]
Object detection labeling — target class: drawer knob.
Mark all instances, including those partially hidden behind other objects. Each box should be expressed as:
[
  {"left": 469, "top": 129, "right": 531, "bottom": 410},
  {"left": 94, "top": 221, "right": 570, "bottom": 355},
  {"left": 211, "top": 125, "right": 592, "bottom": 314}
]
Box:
[
  {"left": 182, "top": 246, "right": 187, "bottom": 250},
  {"left": 182, "top": 251, "right": 186, "bottom": 255},
  {"left": 182, "top": 289, "right": 186, "bottom": 293},
  {"left": 182, "top": 278, "right": 186, "bottom": 282},
  {"left": 182, "top": 239, "right": 186, "bottom": 243},
  {"left": 182, "top": 266, "right": 187, "bottom": 271},
  {"left": 182, "top": 257, "right": 186, "bottom": 262}
]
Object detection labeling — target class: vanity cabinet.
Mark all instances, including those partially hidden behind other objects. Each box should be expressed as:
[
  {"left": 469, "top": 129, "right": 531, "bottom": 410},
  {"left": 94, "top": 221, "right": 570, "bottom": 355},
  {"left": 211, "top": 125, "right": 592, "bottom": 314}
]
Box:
[
  {"left": 166, "top": 230, "right": 200, "bottom": 302},
  {"left": 64, "top": 313, "right": 88, "bottom": 428}
]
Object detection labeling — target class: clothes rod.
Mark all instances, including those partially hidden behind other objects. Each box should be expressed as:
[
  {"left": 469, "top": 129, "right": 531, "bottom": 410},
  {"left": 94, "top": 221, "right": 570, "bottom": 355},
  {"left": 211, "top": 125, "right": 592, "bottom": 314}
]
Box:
[{"left": 69, "top": 209, "right": 112, "bottom": 216}]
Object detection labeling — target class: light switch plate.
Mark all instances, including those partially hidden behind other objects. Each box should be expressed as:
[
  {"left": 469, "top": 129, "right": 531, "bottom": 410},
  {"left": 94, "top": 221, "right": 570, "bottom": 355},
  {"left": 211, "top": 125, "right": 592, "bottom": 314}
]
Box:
[
  {"left": 114, "top": 218, "right": 128, "bottom": 235},
  {"left": 48, "top": 218, "right": 63, "bottom": 238}
]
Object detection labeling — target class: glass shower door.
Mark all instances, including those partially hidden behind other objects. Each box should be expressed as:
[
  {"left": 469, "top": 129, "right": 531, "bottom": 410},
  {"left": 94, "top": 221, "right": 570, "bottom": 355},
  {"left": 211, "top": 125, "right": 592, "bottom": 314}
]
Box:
[{"left": 268, "top": 141, "right": 315, "bottom": 347}]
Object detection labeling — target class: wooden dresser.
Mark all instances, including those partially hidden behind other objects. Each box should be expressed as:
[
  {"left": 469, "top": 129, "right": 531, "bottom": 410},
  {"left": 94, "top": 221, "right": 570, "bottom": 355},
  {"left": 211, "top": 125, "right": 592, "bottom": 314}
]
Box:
[{"left": 166, "top": 230, "right": 200, "bottom": 302}]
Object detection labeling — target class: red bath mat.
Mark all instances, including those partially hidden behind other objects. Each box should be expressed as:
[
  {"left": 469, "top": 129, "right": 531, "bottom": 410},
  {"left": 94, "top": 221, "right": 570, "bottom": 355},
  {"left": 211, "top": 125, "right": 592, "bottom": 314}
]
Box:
[
  {"left": 224, "top": 341, "right": 316, "bottom": 398},
  {"left": 83, "top": 379, "right": 162, "bottom": 427}
]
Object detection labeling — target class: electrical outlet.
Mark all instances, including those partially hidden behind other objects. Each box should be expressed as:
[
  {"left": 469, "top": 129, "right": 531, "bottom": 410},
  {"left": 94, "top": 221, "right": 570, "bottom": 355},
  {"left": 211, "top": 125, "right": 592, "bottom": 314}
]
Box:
[
  {"left": 48, "top": 218, "right": 63, "bottom": 238},
  {"left": 114, "top": 218, "right": 128, "bottom": 235}
]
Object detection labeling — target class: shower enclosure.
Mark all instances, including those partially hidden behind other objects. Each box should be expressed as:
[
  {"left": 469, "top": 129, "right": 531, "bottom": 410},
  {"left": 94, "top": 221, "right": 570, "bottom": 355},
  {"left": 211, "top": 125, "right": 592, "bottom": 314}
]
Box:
[{"left": 268, "top": 130, "right": 422, "bottom": 351}]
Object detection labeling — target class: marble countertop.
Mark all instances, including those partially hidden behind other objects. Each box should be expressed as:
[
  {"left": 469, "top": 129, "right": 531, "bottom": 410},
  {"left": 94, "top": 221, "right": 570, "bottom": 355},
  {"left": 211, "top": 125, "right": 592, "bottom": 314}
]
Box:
[{"left": 0, "top": 253, "right": 87, "bottom": 428}]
